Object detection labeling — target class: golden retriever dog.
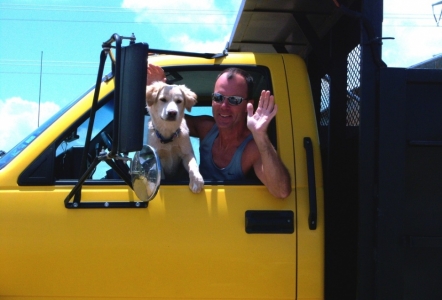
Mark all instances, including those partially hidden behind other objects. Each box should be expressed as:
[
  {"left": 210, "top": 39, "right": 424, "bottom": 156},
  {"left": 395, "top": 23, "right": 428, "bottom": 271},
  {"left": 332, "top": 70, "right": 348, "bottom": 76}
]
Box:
[{"left": 145, "top": 81, "right": 204, "bottom": 193}]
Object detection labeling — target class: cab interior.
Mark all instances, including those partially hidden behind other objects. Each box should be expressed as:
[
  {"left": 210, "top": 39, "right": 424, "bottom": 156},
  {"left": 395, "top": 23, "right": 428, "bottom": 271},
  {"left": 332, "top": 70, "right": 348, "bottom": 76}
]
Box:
[{"left": 52, "top": 65, "right": 275, "bottom": 186}]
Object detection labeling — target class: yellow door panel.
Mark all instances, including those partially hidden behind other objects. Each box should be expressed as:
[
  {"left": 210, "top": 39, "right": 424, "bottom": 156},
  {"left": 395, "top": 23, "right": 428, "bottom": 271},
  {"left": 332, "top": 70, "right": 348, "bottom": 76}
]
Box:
[{"left": 0, "top": 185, "right": 296, "bottom": 299}]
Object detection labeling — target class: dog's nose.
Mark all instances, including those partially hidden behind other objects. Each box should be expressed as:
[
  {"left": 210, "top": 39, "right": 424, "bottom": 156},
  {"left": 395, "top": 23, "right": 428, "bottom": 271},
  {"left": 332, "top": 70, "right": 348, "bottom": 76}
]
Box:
[
  {"left": 166, "top": 110, "right": 177, "bottom": 120},
  {"left": 167, "top": 111, "right": 177, "bottom": 117}
]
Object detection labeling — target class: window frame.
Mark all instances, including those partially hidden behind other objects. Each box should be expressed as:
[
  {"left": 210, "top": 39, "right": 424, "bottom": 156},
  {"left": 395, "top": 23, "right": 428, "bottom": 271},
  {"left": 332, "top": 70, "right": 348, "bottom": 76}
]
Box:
[{"left": 19, "top": 65, "right": 275, "bottom": 187}]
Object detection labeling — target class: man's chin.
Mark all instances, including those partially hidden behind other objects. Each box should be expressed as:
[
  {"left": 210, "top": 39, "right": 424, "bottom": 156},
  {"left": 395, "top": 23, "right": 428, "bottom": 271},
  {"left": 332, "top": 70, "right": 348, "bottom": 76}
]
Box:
[{"left": 215, "top": 117, "right": 233, "bottom": 128}]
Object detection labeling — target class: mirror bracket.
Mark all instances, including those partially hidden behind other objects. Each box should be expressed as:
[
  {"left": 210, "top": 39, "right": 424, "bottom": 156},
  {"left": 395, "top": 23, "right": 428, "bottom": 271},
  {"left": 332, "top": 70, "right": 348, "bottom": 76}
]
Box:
[
  {"left": 64, "top": 145, "right": 161, "bottom": 209},
  {"left": 64, "top": 33, "right": 155, "bottom": 208},
  {"left": 64, "top": 153, "right": 147, "bottom": 209}
]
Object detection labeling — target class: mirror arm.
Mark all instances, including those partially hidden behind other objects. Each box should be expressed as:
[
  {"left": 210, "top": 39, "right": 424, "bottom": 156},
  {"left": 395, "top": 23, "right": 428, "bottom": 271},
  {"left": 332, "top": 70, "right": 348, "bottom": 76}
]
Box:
[
  {"left": 64, "top": 154, "right": 148, "bottom": 209},
  {"left": 104, "top": 158, "right": 133, "bottom": 188},
  {"left": 64, "top": 156, "right": 100, "bottom": 207},
  {"left": 64, "top": 33, "right": 151, "bottom": 209},
  {"left": 72, "top": 48, "right": 109, "bottom": 204},
  {"left": 109, "top": 34, "right": 122, "bottom": 158}
]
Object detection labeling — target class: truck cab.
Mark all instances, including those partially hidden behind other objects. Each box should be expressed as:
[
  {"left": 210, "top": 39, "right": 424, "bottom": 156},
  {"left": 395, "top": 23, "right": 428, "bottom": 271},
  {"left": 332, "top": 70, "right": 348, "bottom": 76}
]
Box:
[{"left": 0, "top": 49, "right": 324, "bottom": 299}]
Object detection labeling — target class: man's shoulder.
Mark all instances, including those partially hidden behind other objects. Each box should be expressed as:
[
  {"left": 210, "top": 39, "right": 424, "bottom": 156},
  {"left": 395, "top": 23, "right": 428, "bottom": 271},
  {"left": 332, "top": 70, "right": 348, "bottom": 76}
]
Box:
[
  {"left": 243, "top": 137, "right": 260, "bottom": 160},
  {"left": 186, "top": 115, "right": 215, "bottom": 139},
  {"left": 186, "top": 114, "right": 214, "bottom": 124},
  {"left": 196, "top": 115, "right": 215, "bottom": 124}
]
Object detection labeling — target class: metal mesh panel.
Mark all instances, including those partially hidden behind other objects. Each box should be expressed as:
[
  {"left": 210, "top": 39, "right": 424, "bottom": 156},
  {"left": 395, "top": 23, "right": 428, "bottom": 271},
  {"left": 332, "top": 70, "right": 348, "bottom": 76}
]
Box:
[
  {"left": 320, "top": 75, "right": 331, "bottom": 126},
  {"left": 319, "top": 45, "right": 361, "bottom": 126},
  {"left": 346, "top": 45, "right": 361, "bottom": 126}
]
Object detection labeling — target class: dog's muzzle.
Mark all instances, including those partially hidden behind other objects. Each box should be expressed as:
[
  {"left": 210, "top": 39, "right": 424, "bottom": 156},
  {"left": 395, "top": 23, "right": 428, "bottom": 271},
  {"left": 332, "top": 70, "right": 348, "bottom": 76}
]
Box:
[{"left": 165, "top": 111, "right": 177, "bottom": 121}]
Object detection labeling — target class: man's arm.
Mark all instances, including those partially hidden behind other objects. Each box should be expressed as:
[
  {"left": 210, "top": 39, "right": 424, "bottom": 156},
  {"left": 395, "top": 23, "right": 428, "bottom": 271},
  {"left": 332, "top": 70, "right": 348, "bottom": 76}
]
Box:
[
  {"left": 147, "top": 64, "right": 167, "bottom": 85},
  {"left": 186, "top": 115, "right": 215, "bottom": 139},
  {"left": 247, "top": 91, "right": 291, "bottom": 199}
]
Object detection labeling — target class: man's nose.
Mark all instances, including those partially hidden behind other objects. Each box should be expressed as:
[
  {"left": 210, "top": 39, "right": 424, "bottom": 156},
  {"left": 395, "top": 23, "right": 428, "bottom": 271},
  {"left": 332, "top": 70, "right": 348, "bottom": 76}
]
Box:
[{"left": 219, "top": 97, "right": 229, "bottom": 107}]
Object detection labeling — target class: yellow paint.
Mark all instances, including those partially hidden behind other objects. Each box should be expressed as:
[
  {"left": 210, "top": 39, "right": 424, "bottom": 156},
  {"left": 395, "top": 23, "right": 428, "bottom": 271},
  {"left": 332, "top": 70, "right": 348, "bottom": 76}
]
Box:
[{"left": 0, "top": 52, "right": 323, "bottom": 299}]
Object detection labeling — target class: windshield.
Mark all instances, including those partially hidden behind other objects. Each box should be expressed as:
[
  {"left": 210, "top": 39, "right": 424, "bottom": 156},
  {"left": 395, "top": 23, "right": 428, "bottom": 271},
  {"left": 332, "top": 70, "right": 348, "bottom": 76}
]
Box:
[{"left": 0, "top": 86, "right": 95, "bottom": 170}]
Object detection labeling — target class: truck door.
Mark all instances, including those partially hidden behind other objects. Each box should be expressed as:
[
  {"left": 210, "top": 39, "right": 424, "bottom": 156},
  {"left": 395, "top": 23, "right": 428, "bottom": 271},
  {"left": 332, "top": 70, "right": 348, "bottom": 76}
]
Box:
[{"left": 0, "top": 59, "right": 308, "bottom": 299}]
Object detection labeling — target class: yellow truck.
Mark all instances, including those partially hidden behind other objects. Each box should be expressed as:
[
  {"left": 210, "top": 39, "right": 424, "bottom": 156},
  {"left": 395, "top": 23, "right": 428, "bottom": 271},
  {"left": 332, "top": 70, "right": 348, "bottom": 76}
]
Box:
[
  {"left": 0, "top": 34, "right": 324, "bottom": 299},
  {"left": 4, "top": 1, "right": 442, "bottom": 299}
]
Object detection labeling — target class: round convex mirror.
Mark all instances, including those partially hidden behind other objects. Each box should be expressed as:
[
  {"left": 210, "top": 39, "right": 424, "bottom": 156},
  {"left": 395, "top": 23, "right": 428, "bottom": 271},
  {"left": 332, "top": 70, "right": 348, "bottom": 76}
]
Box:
[{"left": 130, "top": 145, "right": 161, "bottom": 201}]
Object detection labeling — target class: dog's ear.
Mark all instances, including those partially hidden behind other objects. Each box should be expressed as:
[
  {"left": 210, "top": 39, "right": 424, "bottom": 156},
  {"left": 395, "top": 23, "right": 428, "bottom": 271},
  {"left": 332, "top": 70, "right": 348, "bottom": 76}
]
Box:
[
  {"left": 146, "top": 81, "right": 164, "bottom": 107},
  {"left": 179, "top": 85, "right": 197, "bottom": 112}
]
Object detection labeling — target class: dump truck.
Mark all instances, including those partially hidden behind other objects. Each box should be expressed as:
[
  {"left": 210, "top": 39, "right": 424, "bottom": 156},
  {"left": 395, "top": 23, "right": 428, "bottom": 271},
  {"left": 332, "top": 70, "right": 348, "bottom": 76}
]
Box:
[{"left": 2, "top": 0, "right": 442, "bottom": 299}]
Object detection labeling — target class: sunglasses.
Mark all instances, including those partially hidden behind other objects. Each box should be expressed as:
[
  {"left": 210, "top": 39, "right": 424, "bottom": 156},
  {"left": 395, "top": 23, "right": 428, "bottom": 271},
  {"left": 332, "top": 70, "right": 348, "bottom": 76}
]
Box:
[{"left": 212, "top": 92, "right": 245, "bottom": 106}]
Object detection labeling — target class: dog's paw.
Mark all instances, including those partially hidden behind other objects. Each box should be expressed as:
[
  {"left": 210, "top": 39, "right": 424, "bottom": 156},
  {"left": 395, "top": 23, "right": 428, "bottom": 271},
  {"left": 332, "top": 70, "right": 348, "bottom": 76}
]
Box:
[{"left": 189, "top": 171, "right": 204, "bottom": 193}]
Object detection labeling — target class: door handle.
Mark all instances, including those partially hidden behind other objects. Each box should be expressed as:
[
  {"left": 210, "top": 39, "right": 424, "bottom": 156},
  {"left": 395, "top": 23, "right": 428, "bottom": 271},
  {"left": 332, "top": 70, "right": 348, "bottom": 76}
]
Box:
[{"left": 304, "top": 137, "right": 317, "bottom": 230}]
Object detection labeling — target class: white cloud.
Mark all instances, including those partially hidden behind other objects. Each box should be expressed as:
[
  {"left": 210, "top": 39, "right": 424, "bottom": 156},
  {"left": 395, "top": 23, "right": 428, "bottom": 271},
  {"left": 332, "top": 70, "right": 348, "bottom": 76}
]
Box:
[
  {"left": 121, "top": 0, "right": 225, "bottom": 30},
  {"left": 168, "top": 33, "right": 231, "bottom": 53},
  {"left": 0, "top": 97, "right": 60, "bottom": 152},
  {"left": 121, "top": 0, "right": 240, "bottom": 53},
  {"left": 122, "top": 0, "right": 217, "bottom": 22},
  {"left": 383, "top": 25, "right": 442, "bottom": 67},
  {"left": 383, "top": 0, "right": 442, "bottom": 67}
]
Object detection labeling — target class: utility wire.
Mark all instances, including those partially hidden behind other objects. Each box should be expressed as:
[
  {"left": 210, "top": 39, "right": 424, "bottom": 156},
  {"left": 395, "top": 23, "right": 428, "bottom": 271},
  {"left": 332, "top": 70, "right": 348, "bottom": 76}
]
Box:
[
  {"left": 0, "top": 60, "right": 99, "bottom": 67},
  {"left": 38, "top": 51, "right": 42, "bottom": 127},
  {"left": 0, "top": 3, "right": 238, "bottom": 14},
  {"left": 0, "top": 17, "right": 234, "bottom": 25},
  {"left": 0, "top": 71, "right": 98, "bottom": 75}
]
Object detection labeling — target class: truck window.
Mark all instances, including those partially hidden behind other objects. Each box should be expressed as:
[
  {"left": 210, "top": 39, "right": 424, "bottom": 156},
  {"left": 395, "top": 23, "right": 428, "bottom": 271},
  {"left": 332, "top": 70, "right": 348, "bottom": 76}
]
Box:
[
  {"left": 160, "top": 65, "right": 275, "bottom": 185},
  {"left": 54, "top": 96, "right": 119, "bottom": 181},
  {"left": 0, "top": 99, "right": 77, "bottom": 171},
  {"left": 24, "top": 65, "right": 274, "bottom": 187}
]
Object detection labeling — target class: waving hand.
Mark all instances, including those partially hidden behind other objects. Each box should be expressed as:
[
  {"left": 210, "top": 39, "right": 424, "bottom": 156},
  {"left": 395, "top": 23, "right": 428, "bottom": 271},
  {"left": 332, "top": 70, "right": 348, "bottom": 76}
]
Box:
[{"left": 247, "top": 90, "right": 277, "bottom": 134}]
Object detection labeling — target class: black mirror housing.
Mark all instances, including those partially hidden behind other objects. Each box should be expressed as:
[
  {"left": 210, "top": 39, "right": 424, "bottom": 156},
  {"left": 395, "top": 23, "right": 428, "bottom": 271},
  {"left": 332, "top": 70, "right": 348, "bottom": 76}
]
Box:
[{"left": 114, "top": 42, "right": 149, "bottom": 154}]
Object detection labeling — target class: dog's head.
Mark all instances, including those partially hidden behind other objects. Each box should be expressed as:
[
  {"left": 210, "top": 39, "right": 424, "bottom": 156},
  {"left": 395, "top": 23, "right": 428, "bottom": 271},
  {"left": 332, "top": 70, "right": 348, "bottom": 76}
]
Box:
[{"left": 146, "top": 81, "right": 197, "bottom": 122}]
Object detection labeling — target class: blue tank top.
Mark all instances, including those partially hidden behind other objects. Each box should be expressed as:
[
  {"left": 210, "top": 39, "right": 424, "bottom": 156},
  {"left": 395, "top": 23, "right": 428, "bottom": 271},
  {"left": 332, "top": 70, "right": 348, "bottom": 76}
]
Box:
[{"left": 199, "top": 124, "right": 253, "bottom": 181}]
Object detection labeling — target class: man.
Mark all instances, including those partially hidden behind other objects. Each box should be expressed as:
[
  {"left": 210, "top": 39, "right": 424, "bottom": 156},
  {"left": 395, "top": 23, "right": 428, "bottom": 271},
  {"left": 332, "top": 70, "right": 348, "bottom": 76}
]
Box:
[{"left": 147, "top": 64, "right": 291, "bottom": 199}]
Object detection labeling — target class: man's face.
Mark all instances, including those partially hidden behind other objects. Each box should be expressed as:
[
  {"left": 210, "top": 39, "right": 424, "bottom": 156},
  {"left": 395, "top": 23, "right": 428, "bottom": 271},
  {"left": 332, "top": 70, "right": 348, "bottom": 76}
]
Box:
[{"left": 212, "top": 73, "right": 250, "bottom": 129}]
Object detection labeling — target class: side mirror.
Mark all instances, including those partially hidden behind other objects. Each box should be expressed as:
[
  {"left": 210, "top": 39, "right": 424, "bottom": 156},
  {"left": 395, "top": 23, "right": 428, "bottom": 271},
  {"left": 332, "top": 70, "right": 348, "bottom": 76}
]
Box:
[
  {"left": 131, "top": 145, "right": 162, "bottom": 201},
  {"left": 65, "top": 35, "right": 153, "bottom": 208},
  {"left": 113, "top": 42, "right": 149, "bottom": 154}
]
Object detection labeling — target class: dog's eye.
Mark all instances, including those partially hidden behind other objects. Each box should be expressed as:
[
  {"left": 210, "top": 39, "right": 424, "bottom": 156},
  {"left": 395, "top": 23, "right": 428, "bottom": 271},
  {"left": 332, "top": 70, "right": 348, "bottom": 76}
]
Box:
[
  {"left": 175, "top": 100, "right": 182, "bottom": 104},
  {"left": 159, "top": 98, "right": 167, "bottom": 102}
]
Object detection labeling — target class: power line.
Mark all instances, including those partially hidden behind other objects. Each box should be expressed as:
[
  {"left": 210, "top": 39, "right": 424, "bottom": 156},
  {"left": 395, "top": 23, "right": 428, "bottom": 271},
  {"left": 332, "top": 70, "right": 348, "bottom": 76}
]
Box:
[
  {"left": 0, "top": 71, "right": 98, "bottom": 76},
  {"left": 0, "top": 3, "right": 132, "bottom": 13},
  {"left": 0, "top": 17, "right": 234, "bottom": 25},
  {"left": 383, "top": 12, "right": 442, "bottom": 28},
  {"left": 383, "top": 24, "right": 441, "bottom": 27},
  {"left": 0, "top": 59, "right": 97, "bottom": 63},
  {"left": 0, "top": 4, "right": 128, "bottom": 13},
  {"left": 0, "top": 3, "right": 238, "bottom": 15},
  {"left": 384, "top": 13, "right": 434, "bottom": 17},
  {"left": 38, "top": 51, "right": 42, "bottom": 127},
  {"left": 0, "top": 59, "right": 100, "bottom": 68}
]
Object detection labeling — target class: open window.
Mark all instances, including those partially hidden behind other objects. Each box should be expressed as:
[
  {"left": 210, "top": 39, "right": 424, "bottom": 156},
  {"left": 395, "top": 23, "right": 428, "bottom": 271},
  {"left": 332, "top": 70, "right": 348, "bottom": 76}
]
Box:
[
  {"left": 54, "top": 94, "right": 129, "bottom": 182},
  {"left": 20, "top": 65, "right": 275, "bottom": 190},
  {"left": 159, "top": 65, "right": 276, "bottom": 185},
  {"left": 52, "top": 65, "right": 275, "bottom": 187},
  {"left": 53, "top": 93, "right": 152, "bottom": 184}
]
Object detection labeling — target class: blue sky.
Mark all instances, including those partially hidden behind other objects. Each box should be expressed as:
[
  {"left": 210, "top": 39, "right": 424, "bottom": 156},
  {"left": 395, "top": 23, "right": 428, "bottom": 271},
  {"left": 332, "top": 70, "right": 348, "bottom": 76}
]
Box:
[
  {"left": 0, "top": 0, "right": 242, "bottom": 151},
  {"left": 0, "top": 0, "right": 441, "bottom": 152}
]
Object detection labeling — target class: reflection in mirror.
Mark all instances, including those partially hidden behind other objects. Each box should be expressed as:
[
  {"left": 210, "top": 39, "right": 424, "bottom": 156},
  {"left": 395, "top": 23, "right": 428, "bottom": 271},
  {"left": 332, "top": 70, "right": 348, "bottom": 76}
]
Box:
[{"left": 131, "top": 145, "right": 161, "bottom": 201}]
